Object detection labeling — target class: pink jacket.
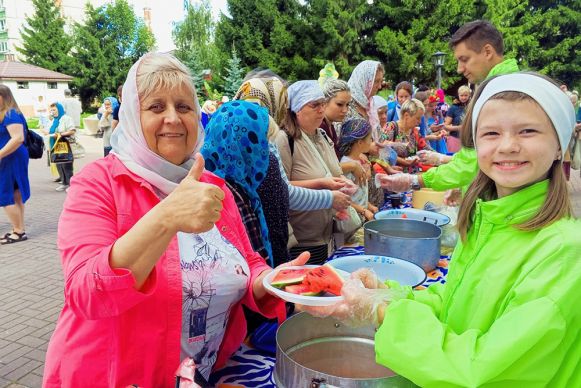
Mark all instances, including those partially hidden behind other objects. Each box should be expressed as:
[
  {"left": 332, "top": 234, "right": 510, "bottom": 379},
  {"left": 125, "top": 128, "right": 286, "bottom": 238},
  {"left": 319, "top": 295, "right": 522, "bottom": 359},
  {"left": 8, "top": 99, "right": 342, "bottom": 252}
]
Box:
[{"left": 43, "top": 155, "right": 282, "bottom": 387}]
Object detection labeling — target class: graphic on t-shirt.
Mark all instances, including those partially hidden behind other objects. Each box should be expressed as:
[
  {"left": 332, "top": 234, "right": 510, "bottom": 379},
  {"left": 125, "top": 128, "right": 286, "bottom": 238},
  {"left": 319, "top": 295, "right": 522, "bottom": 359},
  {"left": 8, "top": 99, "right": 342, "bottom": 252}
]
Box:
[{"left": 178, "top": 227, "right": 249, "bottom": 379}]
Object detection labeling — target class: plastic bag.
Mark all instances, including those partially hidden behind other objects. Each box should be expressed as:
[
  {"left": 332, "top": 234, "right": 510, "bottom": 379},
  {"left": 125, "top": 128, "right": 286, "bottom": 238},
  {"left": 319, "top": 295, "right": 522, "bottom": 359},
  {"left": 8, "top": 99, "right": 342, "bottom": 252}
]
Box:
[{"left": 436, "top": 205, "right": 460, "bottom": 248}]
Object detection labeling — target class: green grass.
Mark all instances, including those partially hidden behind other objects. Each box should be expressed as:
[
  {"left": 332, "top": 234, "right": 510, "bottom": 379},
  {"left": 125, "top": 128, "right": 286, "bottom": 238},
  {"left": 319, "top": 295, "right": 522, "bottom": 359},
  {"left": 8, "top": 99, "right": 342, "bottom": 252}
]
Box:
[{"left": 26, "top": 117, "right": 39, "bottom": 129}]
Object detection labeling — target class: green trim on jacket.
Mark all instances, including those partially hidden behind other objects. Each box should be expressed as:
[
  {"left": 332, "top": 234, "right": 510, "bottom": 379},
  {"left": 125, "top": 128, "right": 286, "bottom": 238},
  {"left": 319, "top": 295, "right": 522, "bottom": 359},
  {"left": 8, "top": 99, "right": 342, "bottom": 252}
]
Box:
[{"left": 375, "top": 180, "right": 581, "bottom": 387}]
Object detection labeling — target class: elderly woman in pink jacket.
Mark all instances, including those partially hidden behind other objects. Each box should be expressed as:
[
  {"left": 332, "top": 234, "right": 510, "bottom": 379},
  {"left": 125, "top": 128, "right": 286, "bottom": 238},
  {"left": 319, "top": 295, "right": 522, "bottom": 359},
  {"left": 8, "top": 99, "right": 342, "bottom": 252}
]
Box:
[{"left": 43, "top": 53, "right": 309, "bottom": 387}]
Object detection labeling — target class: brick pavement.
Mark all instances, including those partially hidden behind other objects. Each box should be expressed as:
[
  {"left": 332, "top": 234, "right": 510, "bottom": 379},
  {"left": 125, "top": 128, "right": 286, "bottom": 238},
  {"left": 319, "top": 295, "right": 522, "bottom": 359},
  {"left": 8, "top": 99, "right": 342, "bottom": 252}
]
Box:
[{"left": 1, "top": 136, "right": 580, "bottom": 387}]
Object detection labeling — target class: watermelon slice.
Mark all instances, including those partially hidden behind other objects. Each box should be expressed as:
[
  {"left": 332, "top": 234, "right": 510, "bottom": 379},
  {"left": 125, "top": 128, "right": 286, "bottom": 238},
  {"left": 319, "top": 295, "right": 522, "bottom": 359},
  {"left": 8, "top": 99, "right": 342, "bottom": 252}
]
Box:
[
  {"left": 270, "top": 268, "right": 308, "bottom": 288},
  {"left": 304, "top": 264, "right": 344, "bottom": 296},
  {"left": 284, "top": 284, "right": 323, "bottom": 296}
]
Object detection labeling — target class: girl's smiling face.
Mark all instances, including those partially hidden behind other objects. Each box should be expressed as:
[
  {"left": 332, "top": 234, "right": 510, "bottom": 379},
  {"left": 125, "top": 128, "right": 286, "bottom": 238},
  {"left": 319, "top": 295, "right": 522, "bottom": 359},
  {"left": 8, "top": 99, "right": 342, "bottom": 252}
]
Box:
[{"left": 475, "top": 98, "right": 560, "bottom": 198}]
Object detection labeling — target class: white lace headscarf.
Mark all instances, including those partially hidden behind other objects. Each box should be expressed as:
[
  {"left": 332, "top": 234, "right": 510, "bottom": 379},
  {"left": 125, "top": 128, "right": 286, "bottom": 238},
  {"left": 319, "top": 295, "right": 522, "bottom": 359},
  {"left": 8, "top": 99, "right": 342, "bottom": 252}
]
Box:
[
  {"left": 110, "top": 53, "right": 204, "bottom": 197},
  {"left": 347, "top": 60, "right": 382, "bottom": 130}
]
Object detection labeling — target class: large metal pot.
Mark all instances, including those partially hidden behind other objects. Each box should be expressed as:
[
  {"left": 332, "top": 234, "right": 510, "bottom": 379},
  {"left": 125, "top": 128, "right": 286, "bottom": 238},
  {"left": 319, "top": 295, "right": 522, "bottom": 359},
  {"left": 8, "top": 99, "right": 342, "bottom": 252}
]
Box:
[
  {"left": 364, "top": 219, "right": 441, "bottom": 272},
  {"left": 275, "top": 313, "right": 415, "bottom": 387}
]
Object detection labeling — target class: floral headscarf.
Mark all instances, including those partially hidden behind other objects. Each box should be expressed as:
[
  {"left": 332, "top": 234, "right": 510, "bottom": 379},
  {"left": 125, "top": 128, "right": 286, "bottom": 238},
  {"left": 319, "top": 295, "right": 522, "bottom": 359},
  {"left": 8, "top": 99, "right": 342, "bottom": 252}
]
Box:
[
  {"left": 233, "top": 77, "right": 288, "bottom": 127},
  {"left": 200, "top": 101, "right": 273, "bottom": 263},
  {"left": 347, "top": 60, "right": 382, "bottom": 130},
  {"left": 110, "top": 53, "right": 204, "bottom": 197}
]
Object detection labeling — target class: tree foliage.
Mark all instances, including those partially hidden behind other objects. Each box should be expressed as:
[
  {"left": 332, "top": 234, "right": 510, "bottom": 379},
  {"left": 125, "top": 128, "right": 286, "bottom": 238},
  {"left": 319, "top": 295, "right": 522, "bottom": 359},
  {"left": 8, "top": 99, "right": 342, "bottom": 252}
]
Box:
[
  {"left": 16, "top": 0, "right": 73, "bottom": 75},
  {"left": 216, "top": 0, "right": 580, "bottom": 91},
  {"left": 173, "top": 0, "right": 224, "bottom": 91},
  {"left": 72, "top": 0, "right": 155, "bottom": 110},
  {"left": 223, "top": 48, "right": 245, "bottom": 98}
]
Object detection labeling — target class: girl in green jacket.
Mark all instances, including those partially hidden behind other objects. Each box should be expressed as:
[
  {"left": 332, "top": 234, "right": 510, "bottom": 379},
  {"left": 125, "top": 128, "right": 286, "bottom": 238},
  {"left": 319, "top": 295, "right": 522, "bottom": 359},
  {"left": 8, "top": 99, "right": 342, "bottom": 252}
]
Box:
[{"left": 307, "top": 72, "right": 580, "bottom": 387}]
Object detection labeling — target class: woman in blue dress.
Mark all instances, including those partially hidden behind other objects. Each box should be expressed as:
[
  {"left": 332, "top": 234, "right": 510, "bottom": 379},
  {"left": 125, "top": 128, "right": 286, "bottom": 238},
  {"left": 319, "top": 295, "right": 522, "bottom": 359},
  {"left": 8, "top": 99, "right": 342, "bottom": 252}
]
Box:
[{"left": 0, "top": 85, "right": 30, "bottom": 244}]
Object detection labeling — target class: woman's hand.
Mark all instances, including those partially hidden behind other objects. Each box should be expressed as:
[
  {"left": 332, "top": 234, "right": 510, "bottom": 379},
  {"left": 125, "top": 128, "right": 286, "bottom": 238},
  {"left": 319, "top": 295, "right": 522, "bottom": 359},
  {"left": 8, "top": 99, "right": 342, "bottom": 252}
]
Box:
[
  {"left": 253, "top": 251, "right": 311, "bottom": 300},
  {"left": 443, "top": 188, "right": 462, "bottom": 207},
  {"left": 158, "top": 154, "right": 225, "bottom": 234},
  {"left": 331, "top": 190, "right": 350, "bottom": 211},
  {"left": 363, "top": 209, "right": 374, "bottom": 221},
  {"left": 350, "top": 161, "right": 367, "bottom": 186},
  {"left": 298, "top": 269, "right": 408, "bottom": 327},
  {"left": 321, "top": 176, "right": 346, "bottom": 190}
]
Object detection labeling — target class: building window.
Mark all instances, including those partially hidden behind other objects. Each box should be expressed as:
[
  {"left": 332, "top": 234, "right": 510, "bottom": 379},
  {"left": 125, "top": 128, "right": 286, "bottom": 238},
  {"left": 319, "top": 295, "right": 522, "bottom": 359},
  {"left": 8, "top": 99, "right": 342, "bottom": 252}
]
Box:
[
  {"left": 17, "top": 81, "right": 28, "bottom": 89},
  {"left": 0, "top": 20, "right": 5, "bottom": 31},
  {"left": 0, "top": 41, "right": 7, "bottom": 53},
  {"left": 47, "top": 82, "right": 57, "bottom": 89}
]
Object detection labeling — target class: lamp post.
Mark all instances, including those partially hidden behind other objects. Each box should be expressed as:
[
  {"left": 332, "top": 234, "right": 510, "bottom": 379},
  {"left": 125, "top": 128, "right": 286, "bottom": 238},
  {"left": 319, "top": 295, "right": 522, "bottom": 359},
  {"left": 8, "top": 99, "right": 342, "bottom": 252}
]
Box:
[{"left": 432, "top": 51, "right": 446, "bottom": 89}]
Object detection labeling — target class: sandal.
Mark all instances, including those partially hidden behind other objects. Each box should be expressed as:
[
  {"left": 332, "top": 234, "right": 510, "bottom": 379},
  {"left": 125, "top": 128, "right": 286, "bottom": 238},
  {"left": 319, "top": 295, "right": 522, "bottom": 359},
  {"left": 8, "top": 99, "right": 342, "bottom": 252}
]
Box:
[
  {"left": 3, "top": 231, "right": 14, "bottom": 239},
  {"left": 0, "top": 232, "right": 28, "bottom": 245}
]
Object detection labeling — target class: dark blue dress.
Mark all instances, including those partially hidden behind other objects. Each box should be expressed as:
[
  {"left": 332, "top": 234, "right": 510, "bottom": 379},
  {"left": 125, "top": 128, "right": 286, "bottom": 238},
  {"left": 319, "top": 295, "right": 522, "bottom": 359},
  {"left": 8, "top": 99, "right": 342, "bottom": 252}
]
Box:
[{"left": 0, "top": 109, "right": 30, "bottom": 206}]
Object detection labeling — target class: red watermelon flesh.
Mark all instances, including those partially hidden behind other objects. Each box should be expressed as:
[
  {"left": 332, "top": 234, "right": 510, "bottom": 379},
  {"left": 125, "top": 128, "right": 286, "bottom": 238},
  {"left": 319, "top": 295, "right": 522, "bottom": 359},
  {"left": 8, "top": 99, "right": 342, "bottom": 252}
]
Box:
[
  {"left": 304, "top": 264, "right": 344, "bottom": 296},
  {"left": 284, "top": 284, "right": 323, "bottom": 296},
  {"left": 271, "top": 269, "right": 309, "bottom": 288}
]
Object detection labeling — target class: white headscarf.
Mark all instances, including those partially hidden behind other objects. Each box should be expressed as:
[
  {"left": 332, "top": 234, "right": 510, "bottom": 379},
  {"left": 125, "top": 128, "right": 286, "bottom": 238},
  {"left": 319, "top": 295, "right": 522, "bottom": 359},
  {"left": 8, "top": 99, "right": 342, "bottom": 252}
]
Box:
[
  {"left": 287, "top": 80, "right": 325, "bottom": 113},
  {"left": 110, "top": 53, "right": 204, "bottom": 196},
  {"left": 472, "top": 73, "right": 575, "bottom": 154},
  {"left": 347, "top": 60, "right": 382, "bottom": 130}
]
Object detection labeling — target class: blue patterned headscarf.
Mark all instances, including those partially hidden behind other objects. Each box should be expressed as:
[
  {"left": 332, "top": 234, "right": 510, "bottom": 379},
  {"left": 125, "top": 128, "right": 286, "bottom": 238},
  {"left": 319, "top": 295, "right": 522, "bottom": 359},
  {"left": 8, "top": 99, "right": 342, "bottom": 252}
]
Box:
[
  {"left": 337, "top": 118, "right": 372, "bottom": 157},
  {"left": 48, "top": 102, "right": 65, "bottom": 149},
  {"left": 201, "top": 101, "right": 273, "bottom": 263}
]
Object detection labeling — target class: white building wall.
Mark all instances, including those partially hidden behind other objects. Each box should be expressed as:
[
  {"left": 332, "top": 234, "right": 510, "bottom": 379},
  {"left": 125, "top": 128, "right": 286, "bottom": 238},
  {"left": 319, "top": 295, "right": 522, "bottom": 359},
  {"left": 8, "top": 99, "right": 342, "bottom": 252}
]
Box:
[{"left": 2, "top": 79, "right": 69, "bottom": 117}]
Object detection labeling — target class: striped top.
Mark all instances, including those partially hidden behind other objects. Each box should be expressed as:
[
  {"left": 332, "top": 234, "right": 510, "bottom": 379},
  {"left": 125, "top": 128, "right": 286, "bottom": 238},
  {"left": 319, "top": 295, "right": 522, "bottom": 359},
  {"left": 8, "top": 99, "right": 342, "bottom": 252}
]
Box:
[{"left": 269, "top": 143, "right": 333, "bottom": 211}]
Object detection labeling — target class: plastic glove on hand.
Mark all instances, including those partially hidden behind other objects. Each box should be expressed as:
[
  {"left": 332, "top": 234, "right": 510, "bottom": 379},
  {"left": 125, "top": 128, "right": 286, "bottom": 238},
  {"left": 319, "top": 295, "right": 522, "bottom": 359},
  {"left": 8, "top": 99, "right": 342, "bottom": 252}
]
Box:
[
  {"left": 375, "top": 173, "right": 413, "bottom": 192},
  {"left": 443, "top": 188, "right": 462, "bottom": 207},
  {"left": 417, "top": 150, "right": 444, "bottom": 166}
]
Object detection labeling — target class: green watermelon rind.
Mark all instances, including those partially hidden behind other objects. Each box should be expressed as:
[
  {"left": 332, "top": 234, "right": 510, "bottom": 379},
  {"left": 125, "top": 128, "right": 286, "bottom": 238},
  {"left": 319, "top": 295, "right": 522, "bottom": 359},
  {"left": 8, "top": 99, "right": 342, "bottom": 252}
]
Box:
[{"left": 270, "top": 269, "right": 308, "bottom": 288}]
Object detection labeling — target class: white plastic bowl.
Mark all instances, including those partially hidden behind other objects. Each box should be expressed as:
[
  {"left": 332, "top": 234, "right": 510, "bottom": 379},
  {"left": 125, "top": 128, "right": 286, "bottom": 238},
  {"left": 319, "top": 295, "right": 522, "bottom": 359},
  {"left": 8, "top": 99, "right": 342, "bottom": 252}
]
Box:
[{"left": 328, "top": 255, "right": 427, "bottom": 287}]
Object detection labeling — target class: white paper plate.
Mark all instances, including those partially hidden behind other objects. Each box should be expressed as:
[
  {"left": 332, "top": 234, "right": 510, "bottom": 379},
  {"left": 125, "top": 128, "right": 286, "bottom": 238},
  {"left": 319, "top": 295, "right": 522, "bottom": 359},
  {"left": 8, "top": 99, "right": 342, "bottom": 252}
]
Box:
[
  {"left": 328, "top": 255, "right": 427, "bottom": 287},
  {"left": 263, "top": 265, "right": 347, "bottom": 307},
  {"left": 374, "top": 208, "right": 450, "bottom": 226}
]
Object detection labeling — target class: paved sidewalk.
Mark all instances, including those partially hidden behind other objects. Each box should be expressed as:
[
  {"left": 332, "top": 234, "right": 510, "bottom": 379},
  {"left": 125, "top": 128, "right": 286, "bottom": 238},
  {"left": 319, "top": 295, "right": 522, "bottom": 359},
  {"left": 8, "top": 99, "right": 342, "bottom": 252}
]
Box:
[
  {"left": 1, "top": 136, "right": 581, "bottom": 387},
  {"left": 0, "top": 135, "right": 103, "bottom": 388}
]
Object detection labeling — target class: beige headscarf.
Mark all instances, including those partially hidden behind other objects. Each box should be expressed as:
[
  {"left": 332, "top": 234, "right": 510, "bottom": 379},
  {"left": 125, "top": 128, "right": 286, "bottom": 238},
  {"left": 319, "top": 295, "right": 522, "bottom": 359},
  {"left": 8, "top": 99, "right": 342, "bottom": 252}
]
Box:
[{"left": 234, "top": 77, "right": 288, "bottom": 127}]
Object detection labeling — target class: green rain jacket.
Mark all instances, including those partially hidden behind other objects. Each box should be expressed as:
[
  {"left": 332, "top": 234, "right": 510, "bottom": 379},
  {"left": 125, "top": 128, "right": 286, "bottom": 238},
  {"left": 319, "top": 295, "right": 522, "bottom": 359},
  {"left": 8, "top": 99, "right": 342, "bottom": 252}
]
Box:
[
  {"left": 421, "top": 58, "right": 520, "bottom": 191},
  {"left": 375, "top": 181, "right": 581, "bottom": 387}
]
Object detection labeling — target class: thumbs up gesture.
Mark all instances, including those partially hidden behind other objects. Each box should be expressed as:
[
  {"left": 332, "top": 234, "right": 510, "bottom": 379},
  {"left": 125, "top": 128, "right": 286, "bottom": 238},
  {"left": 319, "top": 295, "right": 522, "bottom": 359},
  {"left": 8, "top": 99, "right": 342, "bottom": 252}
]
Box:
[{"left": 159, "top": 153, "right": 225, "bottom": 234}]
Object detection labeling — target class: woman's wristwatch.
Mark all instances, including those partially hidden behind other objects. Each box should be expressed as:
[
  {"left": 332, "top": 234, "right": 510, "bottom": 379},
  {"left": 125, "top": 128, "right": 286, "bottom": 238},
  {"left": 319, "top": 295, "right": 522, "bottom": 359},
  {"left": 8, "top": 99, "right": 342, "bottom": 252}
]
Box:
[{"left": 411, "top": 175, "right": 421, "bottom": 191}]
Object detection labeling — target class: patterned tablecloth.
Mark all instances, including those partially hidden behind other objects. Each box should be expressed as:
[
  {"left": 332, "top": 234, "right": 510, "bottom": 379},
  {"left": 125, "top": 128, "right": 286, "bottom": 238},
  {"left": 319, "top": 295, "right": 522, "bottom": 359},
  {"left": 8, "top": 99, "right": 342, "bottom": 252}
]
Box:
[{"left": 210, "top": 246, "right": 451, "bottom": 387}]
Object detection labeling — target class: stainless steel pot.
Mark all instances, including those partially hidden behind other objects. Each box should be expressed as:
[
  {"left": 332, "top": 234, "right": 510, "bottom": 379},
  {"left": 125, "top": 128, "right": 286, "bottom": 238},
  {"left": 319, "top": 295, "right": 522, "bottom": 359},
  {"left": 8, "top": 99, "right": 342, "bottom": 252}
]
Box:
[
  {"left": 275, "top": 313, "right": 415, "bottom": 387},
  {"left": 364, "top": 219, "right": 441, "bottom": 272}
]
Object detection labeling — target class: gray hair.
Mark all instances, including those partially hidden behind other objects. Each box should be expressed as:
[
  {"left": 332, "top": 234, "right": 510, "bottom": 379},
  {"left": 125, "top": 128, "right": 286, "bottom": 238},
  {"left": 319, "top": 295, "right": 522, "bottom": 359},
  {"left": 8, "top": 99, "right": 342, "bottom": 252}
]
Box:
[
  {"left": 401, "top": 98, "right": 425, "bottom": 117},
  {"left": 322, "top": 79, "right": 350, "bottom": 99},
  {"left": 64, "top": 89, "right": 72, "bottom": 97}
]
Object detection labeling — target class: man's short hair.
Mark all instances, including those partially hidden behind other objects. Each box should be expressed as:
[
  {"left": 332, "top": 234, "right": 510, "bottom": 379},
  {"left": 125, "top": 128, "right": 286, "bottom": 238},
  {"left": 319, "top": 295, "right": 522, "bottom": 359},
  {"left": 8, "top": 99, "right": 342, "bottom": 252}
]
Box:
[
  {"left": 449, "top": 20, "right": 504, "bottom": 55},
  {"left": 64, "top": 89, "right": 72, "bottom": 97}
]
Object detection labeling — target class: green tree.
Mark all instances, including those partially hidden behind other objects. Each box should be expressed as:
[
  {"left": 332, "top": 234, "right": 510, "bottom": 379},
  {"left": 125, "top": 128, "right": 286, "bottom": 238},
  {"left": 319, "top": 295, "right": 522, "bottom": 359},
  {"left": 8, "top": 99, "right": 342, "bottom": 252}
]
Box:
[
  {"left": 173, "top": 0, "right": 223, "bottom": 87},
  {"left": 216, "top": 0, "right": 308, "bottom": 81},
  {"left": 223, "top": 48, "right": 245, "bottom": 98},
  {"left": 490, "top": 0, "right": 581, "bottom": 88},
  {"left": 16, "top": 0, "right": 73, "bottom": 74},
  {"left": 72, "top": 0, "right": 155, "bottom": 110}
]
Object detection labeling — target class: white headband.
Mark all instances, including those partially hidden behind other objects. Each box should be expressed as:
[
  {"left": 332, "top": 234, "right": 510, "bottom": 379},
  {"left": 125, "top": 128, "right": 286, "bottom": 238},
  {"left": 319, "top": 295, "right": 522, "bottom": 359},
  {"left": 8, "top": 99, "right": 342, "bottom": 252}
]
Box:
[{"left": 472, "top": 73, "right": 575, "bottom": 153}]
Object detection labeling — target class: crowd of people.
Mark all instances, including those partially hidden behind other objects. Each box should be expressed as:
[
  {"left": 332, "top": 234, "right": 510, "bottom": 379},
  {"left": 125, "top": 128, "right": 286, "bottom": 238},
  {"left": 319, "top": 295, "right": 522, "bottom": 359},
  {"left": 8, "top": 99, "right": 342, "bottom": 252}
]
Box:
[{"left": 0, "top": 17, "right": 579, "bottom": 387}]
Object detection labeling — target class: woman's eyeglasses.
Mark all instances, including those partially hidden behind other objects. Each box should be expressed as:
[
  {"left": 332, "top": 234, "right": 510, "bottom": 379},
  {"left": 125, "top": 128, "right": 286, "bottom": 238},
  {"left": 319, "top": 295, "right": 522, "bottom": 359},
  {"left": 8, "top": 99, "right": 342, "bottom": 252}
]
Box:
[{"left": 306, "top": 100, "right": 327, "bottom": 110}]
